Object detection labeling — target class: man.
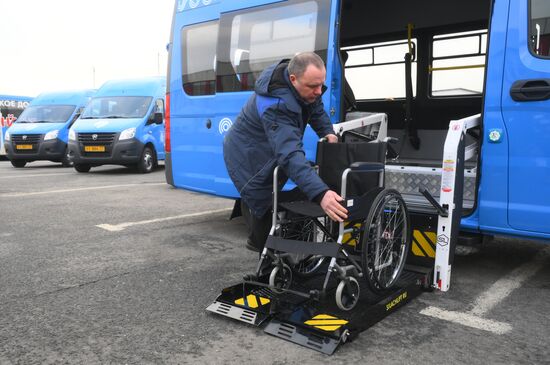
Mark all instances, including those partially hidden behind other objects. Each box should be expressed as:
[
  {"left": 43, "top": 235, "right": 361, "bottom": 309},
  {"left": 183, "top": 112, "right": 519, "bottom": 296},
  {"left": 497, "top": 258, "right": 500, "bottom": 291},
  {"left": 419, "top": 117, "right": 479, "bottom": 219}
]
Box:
[{"left": 223, "top": 52, "right": 348, "bottom": 252}]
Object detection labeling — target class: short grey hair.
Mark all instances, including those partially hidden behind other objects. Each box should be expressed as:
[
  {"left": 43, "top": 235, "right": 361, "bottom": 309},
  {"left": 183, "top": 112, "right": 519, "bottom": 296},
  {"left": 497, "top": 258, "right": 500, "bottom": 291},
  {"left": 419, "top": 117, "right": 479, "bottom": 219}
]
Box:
[{"left": 288, "top": 52, "right": 325, "bottom": 78}]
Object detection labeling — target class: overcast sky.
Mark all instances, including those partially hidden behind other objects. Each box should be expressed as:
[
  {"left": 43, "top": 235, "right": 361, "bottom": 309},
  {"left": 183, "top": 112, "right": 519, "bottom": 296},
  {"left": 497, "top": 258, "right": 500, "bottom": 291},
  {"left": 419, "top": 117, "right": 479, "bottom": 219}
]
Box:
[{"left": 0, "top": 0, "right": 174, "bottom": 97}]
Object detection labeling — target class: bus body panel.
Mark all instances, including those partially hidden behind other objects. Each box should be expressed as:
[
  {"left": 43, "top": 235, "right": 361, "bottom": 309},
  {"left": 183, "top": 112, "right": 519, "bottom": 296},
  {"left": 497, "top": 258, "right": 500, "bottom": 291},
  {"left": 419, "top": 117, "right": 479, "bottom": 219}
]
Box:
[
  {"left": 501, "top": 0, "right": 550, "bottom": 235},
  {"left": 477, "top": 0, "right": 512, "bottom": 236}
]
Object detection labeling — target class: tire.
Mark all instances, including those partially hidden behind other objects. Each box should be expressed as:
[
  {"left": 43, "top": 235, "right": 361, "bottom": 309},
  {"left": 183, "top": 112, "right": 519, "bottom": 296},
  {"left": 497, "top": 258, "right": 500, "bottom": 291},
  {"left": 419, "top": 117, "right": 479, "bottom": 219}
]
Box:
[
  {"left": 10, "top": 160, "right": 26, "bottom": 168},
  {"left": 61, "top": 147, "right": 73, "bottom": 167},
  {"left": 137, "top": 146, "right": 155, "bottom": 173},
  {"left": 269, "top": 263, "right": 292, "bottom": 294},
  {"left": 361, "top": 189, "right": 410, "bottom": 293},
  {"left": 74, "top": 163, "right": 91, "bottom": 173},
  {"left": 335, "top": 277, "right": 360, "bottom": 311},
  {"left": 279, "top": 215, "right": 326, "bottom": 277}
]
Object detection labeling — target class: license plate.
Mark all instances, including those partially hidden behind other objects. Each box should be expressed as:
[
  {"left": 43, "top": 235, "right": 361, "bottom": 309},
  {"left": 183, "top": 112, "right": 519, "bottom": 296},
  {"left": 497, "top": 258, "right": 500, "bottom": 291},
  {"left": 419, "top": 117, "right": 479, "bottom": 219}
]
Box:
[
  {"left": 84, "top": 145, "right": 106, "bottom": 152},
  {"left": 15, "top": 144, "right": 33, "bottom": 150}
]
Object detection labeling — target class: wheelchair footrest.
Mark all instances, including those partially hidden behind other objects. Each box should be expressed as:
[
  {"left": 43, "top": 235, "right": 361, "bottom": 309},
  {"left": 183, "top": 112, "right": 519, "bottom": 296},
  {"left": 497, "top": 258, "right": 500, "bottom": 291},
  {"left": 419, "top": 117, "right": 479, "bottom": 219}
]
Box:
[{"left": 265, "top": 236, "right": 341, "bottom": 257}]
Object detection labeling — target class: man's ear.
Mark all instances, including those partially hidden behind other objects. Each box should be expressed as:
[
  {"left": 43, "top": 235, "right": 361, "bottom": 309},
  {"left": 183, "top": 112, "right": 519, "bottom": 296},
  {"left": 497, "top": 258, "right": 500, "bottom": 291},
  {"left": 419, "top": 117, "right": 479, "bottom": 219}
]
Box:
[{"left": 289, "top": 74, "right": 297, "bottom": 83}]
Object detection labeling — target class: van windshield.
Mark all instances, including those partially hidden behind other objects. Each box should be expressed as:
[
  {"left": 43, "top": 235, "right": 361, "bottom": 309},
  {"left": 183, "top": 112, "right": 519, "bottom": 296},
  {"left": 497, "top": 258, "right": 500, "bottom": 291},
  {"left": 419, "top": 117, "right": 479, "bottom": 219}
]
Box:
[
  {"left": 80, "top": 96, "right": 152, "bottom": 119},
  {"left": 16, "top": 105, "right": 76, "bottom": 123}
]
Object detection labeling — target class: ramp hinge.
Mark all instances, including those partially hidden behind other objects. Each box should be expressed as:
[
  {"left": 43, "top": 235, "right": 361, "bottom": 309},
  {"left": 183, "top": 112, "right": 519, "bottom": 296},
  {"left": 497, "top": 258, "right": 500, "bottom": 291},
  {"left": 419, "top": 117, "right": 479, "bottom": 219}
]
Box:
[{"left": 419, "top": 188, "right": 449, "bottom": 217}]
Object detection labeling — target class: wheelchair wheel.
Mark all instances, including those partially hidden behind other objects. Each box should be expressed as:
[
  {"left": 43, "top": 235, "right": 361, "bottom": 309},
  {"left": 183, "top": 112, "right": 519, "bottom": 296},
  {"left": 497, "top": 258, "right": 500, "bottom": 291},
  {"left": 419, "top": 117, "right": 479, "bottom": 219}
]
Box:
[
  {"left": 361, "top": 189, "right": 410, "bottom": 293},
  {"left": 279, "top": 216, "right": 326, "bottom": 277},
  {"left": 269, "top": 263, "right": 293, "bottom": 294},
  {"left": 335, "top": 277, "right": 360, "bottom": 311}
]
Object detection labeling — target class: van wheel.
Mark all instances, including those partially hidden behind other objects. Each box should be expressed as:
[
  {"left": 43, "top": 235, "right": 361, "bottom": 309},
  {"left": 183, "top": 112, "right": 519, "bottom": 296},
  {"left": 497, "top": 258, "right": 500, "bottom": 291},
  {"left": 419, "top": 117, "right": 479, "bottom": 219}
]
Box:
[
  {"left": 74, "top": 163, "right": 91, "bottom": 173},
  {"left": 61, "top": 147, "right": 73, "bottom": 167},
  {"left": 137, "top": 146, "right": 155, "bottom": 173},
  {"left": 11, "top": 160, "right": 26, "bottom": 168}
]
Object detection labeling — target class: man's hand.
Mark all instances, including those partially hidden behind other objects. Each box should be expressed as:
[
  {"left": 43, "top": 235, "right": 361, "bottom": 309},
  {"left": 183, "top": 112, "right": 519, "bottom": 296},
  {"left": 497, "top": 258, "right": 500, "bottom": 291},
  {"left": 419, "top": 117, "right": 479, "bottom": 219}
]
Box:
[
  {"left": 320, "top": 190, "right": 348, "bottom": 222},
  {"left": 325, "top": 134, "right": 338, "bottom": 143}
]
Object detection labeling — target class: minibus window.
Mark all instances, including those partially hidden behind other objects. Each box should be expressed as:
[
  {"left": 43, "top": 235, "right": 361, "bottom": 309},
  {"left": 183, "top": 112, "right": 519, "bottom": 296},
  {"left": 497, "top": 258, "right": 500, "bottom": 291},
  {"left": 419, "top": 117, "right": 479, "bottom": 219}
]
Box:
[
  {"left": 342, "top": 40, "right": 417, "bottom": 100},
  {"left": 181, "top": 20, "right": 219, "bottom": 95},
  {"left": 430, "top": 30, "right": 487, "bottom": 97},
  {"left": 530, "top": 0, "right": 550, "bottom": 57},
  {"left": 217, "top": 0, "right": 330, "bottom": 93},
  {"left": 80, "top": 97, "right": 152, "bottom": 119},
  {"left": 16, "top": 105, "right": 76, "bottom": 123}
]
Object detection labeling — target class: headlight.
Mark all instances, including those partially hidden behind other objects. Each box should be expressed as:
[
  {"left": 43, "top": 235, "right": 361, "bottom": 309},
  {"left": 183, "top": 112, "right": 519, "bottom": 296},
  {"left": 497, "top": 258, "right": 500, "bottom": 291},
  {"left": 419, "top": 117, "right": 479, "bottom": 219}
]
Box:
[
  {"left": 119, "top": 127, "right": 136, "bottom": 141},
  {"left": 44, "top": 130, "right": 59, "bottom": 141},
  {"left": 68, "top": 129, "right": 76, "bottom": 141},
  {"left": 4, "top": 131, "right": 10, "bottom": 141}
]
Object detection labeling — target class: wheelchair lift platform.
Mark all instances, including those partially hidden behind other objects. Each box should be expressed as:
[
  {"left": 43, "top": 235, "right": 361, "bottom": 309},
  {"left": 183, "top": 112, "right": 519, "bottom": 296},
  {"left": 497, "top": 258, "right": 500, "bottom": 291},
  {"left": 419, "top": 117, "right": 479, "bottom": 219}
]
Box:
[{"left": 206, "top": 265, "right": 431, "bottom": 355}]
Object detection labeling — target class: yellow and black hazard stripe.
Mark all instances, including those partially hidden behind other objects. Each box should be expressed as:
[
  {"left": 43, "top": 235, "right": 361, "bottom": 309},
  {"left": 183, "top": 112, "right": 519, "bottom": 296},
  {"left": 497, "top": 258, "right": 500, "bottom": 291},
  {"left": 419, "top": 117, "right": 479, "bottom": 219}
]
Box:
[
  {"left": 411, "top": 230, "right": 436, "bottom": 258},
  {"left": 304, "top": 314, "right": 349, "bottom": 332},
  {"left": 342, "top": 222, "right": 362, "bottom": 247},
  {"left": 234, "top": 294, "right": 270, "bottom": 309}
]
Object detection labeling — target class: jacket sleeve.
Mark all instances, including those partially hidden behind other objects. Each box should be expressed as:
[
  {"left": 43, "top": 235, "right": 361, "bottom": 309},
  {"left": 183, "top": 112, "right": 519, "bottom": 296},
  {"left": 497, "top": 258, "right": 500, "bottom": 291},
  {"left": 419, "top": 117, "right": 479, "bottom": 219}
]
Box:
[
  {"left": 308, "top": 99, "right": 335, "bottom": 138},
  {"left": 262, "top": 105, "right": 329, "bottom": 201}
]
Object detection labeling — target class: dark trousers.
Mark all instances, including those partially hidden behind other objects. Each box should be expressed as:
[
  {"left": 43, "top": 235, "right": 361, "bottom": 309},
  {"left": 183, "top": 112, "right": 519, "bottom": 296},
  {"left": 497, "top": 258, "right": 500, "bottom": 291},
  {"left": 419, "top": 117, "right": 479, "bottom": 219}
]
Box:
[
  {"left": 241, "top": 200, "right": 272, "bottom": 252},
  {"left": 241, "top": 188, "right": 308, "bottom": 251}
]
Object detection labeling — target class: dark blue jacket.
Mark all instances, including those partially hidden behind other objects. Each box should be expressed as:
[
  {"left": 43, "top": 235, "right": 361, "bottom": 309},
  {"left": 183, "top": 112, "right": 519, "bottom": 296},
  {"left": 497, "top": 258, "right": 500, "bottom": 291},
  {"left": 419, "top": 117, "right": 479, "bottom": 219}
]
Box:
[{"left": 223, "top": 60, "right": 334, "bottom": 217}]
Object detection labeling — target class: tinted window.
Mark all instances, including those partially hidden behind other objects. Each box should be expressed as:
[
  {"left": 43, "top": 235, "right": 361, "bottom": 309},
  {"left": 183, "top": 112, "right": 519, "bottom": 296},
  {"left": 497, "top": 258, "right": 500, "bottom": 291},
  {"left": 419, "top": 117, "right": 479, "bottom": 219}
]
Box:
[
  {"left": 217, "top": 0, "right": 330, "bottom": 93},
  {"left": 530, "top": 0, "right": 550, "bottom": 57},
  {"left": 81, "top": 97, "right": 152, "bottom": 119},
  {"left": 181, "top": 21, "right": 219, "bottom": 95}
]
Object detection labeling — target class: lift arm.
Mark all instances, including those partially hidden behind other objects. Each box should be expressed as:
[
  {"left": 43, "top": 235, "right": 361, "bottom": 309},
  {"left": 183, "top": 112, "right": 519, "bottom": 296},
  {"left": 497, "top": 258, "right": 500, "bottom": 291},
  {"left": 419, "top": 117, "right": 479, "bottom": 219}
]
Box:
[{"left": 433, "top": 114, "right": 480, "bottom": 291}]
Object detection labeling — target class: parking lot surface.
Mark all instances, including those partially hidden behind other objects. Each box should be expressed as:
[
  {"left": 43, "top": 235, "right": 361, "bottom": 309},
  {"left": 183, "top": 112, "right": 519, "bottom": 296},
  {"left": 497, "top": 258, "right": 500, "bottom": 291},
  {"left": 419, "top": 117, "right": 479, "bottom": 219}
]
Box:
[{"left": 0, "top": 160, "right": 549, "bottom": 364}]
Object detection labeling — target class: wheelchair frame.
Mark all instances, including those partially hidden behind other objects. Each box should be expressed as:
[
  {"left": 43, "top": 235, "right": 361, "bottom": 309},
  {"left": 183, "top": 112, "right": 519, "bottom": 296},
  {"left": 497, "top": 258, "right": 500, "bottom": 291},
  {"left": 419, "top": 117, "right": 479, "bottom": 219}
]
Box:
[{"left": 256, "top": 116, "right": 411, "bottom": 310}]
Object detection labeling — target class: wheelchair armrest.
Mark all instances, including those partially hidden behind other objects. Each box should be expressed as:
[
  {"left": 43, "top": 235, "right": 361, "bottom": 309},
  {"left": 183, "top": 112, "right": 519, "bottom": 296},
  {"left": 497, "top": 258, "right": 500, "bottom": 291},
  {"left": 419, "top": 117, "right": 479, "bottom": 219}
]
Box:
[{"left": 349, "top": 162, "right": 384, "bottom": 172}]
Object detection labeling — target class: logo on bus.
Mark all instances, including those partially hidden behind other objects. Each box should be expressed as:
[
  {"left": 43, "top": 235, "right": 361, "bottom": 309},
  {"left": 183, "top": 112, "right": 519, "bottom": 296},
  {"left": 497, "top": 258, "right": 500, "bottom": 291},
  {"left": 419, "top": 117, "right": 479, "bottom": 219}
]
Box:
[
  {"left": 0, "top": 113, "right": 17, "bottom": 128},
  {"left": 218, "top": 118, "right": 232, "bottom": 135},
  {"left": 177, "top": 0, "right": 217, "bottom": 12}
]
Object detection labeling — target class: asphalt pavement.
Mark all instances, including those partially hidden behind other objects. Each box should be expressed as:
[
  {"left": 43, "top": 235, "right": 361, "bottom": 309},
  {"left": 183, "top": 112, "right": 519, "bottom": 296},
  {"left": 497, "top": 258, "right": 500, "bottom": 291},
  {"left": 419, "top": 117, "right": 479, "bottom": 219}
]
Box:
[{"left": 0, "top": 160, "right": 548, "bottom": 364}]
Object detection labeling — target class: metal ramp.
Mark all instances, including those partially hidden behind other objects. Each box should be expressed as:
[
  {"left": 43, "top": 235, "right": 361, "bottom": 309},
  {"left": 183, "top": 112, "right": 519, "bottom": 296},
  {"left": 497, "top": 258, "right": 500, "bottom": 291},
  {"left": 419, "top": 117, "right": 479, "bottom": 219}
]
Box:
[{"left": 206, "top": 266, "right": 431, "bottom": 355}]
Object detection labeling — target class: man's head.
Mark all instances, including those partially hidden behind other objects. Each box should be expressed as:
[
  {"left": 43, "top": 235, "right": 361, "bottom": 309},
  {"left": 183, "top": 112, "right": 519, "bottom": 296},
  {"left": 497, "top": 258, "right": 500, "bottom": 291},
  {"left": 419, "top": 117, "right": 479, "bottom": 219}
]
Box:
[{"left": 288, "top": 52, "right": 326, "bottom": 104}]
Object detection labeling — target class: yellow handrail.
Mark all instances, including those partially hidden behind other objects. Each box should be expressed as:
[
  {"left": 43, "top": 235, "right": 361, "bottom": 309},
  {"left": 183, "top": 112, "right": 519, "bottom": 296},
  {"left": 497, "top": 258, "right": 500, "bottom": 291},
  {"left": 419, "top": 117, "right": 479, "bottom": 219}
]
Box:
[{"left": 429, "top": 64, "right": 485, "bottom": 73}]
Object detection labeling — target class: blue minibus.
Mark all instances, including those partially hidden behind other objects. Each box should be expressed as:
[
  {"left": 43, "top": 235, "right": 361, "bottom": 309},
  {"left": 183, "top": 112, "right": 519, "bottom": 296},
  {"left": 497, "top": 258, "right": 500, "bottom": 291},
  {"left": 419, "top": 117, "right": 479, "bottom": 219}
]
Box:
[
  {"left": 1, "top": 95, "right": 32, "bottom": 158},
  {"left": 68, "top": 77, "right": 166, "bottom": 173},
  {"left": 4, "top": 90, "right": 93, "bottom": 168},
  {"left": 166, "top": 0, "right": 550, "bottom": 290}
]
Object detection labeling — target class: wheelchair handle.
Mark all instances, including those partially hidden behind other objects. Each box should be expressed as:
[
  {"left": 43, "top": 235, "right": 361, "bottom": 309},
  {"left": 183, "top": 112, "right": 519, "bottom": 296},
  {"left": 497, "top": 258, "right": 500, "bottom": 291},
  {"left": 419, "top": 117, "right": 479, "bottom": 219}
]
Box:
[{"left": 349, "top": 162, "right": 384, "bottom": 172}]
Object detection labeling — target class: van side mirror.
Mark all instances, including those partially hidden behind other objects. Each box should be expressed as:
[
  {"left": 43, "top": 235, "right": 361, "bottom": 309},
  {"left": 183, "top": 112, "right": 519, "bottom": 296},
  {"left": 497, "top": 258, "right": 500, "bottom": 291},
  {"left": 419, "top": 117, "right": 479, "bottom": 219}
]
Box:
[{"left": 153, "top": 112, "right": 163, "bottom": 124}]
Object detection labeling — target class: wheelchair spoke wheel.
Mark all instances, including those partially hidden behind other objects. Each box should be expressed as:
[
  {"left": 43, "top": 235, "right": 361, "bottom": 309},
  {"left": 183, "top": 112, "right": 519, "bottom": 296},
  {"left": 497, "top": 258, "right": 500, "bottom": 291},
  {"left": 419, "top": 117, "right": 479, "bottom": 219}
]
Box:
[
  {"left": 335, "top": 277, "right": 360, "bottom": 311},
  {"left": 361, "top": 189, "right": 410, "bottom": 293},
  {"left": 279, "top": 216, "right": 327, "bottom": 277},
  {"left": 269, "top": 263, "right": 293, "bottom": 294}
]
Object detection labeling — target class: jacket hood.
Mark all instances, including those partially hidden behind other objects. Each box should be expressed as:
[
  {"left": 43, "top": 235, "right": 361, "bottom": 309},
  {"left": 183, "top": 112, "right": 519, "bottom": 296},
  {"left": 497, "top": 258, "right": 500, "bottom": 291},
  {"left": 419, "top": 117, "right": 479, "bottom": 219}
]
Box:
[
  {"left": 253, "top": 60, "right": 303, "bottom": 113},
  {"left": 253, "top": 60, "right": 328, "bottom": 114}
]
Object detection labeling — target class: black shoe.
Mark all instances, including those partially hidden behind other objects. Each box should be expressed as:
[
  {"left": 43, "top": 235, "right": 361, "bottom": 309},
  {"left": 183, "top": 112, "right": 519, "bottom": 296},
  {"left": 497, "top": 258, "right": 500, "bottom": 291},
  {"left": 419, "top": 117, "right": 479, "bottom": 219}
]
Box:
[{"left": 245, "top": 239, "right": 261, "bottom": 252}]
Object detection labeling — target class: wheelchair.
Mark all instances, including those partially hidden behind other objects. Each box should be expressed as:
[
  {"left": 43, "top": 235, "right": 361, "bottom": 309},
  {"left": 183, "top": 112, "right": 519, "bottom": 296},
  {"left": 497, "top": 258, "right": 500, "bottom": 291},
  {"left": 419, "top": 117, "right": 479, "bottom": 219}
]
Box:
[{"left": 255, "top": 135, "right": 411, "bottom": 311}]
